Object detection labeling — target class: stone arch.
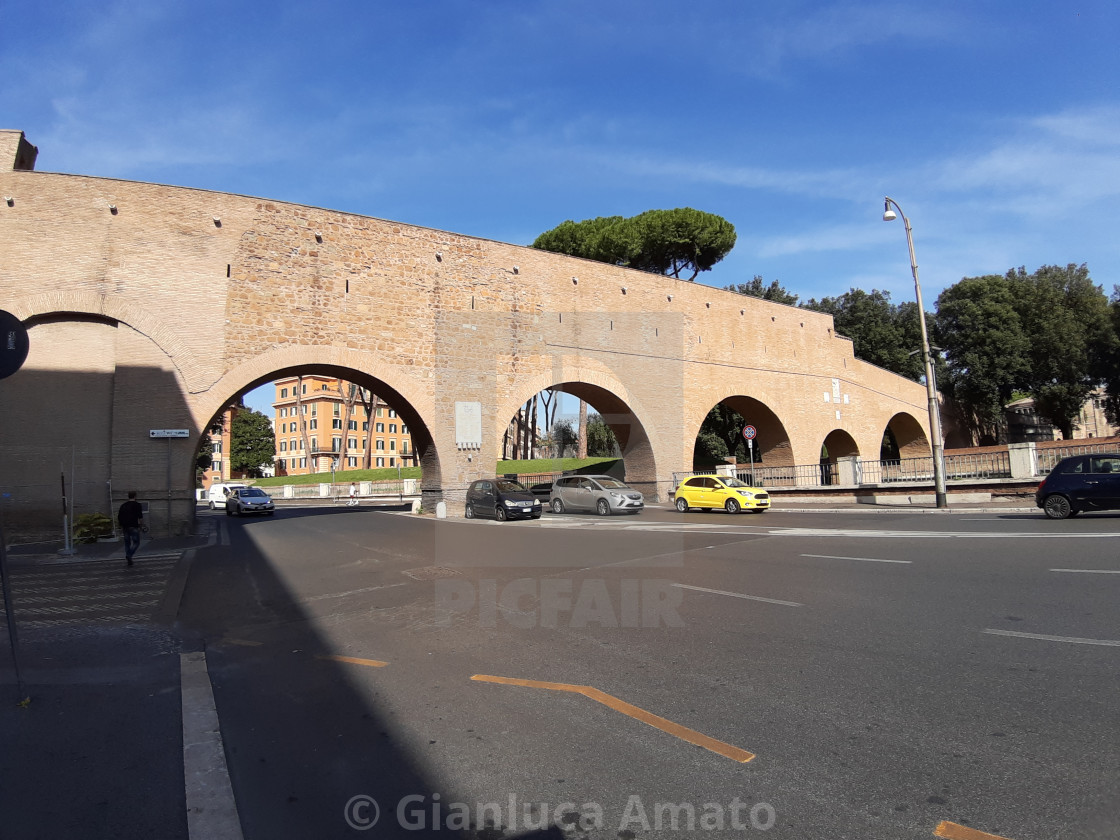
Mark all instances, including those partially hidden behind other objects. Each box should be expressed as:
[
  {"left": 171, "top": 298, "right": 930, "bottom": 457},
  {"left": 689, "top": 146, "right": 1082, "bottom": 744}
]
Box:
[
  {"left": 497, "top": 363, "right": 660, "bottom": 497},
  {"left": 8, "top": 291, "right": 208, "bottom": 391},
  {"left": 884, "top": 412, "right": 929, "bottom": 459},
  {"left": 691, "top": 395, "right": 795, "bottom": 469},
  {"left": 821, "top": 428, "right": 860, "bottom": 460},
  {"left": 201, "top": 347, "right": 440, "bottom": 490}
]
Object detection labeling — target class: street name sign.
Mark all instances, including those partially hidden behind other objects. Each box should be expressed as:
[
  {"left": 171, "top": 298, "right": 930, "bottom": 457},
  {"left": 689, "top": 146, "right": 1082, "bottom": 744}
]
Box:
[{"left": 150, "top": 429, "right": 190, "bottom": 438}]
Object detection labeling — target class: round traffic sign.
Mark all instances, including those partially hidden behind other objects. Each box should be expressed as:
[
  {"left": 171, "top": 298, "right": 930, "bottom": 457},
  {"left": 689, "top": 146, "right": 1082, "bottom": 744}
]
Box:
[
  {"left": 0, "top": 310, "right": 29, "bottom": 380},
  {"left": 742, "top": 424, "right": 757, "bottom": 440}
]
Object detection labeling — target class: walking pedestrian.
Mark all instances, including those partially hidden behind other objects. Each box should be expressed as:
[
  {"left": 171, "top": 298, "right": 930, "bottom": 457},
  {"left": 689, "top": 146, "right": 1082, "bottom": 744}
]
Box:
[
  {"left": 348, "top": 482, "right": 359, "bottom": 507},
  {"left": 117, "top": 491, "right": 145, "bottom": 567}
]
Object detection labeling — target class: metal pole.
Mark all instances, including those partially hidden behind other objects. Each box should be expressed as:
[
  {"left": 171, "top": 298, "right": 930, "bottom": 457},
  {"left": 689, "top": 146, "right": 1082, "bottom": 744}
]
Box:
[
  {"left": 167, "top": 437, "right": 173, "bottom": 536},
  {"left": 0, "top": 510, "right": 29, "bottom": 704},
  {"left": 884, "top": 197, "right": 948, "bottom": 508}
]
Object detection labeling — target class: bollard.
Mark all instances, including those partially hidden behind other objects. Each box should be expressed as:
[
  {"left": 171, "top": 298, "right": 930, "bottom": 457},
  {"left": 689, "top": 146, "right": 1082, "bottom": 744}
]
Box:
[{"left": 435, "top": 501, "right": 446, "bottom": 519}]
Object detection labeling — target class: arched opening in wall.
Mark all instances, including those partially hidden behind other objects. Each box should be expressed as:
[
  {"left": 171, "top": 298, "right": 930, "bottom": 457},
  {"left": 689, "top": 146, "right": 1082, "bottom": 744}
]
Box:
[
  {"left": 692, "top": 396, "right": 793, "bottom": 477},
  {"left": 500, "top": 383, "right": 657, "bottom": 498},
  {"left": 197, "top": 366, "right": 437, "bottom": 502},
  {"left": 820, "top": 429, "right": 859, "bottom": 486},
  {"left": 882, "top": 413, "right": 929, "bottom": 461}
]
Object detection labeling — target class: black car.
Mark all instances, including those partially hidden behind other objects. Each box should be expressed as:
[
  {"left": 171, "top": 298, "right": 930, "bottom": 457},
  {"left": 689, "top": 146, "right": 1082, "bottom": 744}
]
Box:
[
  {"left": 1035, "top": 453, "right": 1120, "bottom": 519},
  {"left": 464, "top": 479, "right": 542, "bottom": 521}
]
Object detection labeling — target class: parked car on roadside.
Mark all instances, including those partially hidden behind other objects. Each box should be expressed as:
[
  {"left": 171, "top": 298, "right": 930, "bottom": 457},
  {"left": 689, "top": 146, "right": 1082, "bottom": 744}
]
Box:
[
  {"left": 225, "top": 486, "right": 275, "bottom": 516},
  {"left": 465, "top": 479, "right": 542, "bottom": 521},
  {"left": 1035, "top": 453, "right": 1120, "bottom": 519},
  {"left": 673, "top": 475, "right": 770, "bottom": 514},
  {"left": 549, "top": 475, "right": 644, "bottom": 516}
]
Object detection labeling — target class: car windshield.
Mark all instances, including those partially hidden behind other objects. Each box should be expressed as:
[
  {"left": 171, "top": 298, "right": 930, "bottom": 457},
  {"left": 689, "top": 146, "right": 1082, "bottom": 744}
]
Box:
[
  {"left": 718, "top": 477, "right": 750, "bottom": 488},
  {"left": 596, "top": 478, "right": 628, "bottom": 489},
  {"left": 242, "top": 488, "right": 269, "bottom": 497},
  {"left": 495, "top": 480, "right": 527, "bottom": 493}
]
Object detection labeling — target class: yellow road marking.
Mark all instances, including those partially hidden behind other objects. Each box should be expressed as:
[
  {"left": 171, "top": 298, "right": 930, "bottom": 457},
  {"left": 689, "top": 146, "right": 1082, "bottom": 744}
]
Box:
[
  {"left": 934, "top": 821, "right": 1015, "bottom": 840},
  {"left": 317, "top": 654, "right": 389, "bottom": 668},
  {"left": 471, "top": 674, "right": 754, "bottom": 763}
]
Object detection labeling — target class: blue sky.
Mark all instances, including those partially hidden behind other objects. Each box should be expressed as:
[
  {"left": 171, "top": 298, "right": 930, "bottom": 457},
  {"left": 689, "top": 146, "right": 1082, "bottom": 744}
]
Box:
[{"left": 5, "top": 1, "right": 1119, "bottom": 416}]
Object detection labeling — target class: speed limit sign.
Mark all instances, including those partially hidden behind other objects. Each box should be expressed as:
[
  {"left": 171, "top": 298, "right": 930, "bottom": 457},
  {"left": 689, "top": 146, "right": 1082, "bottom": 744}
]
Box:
[{"left": 741, "top": 424, "right": 757, "bottom": 441}]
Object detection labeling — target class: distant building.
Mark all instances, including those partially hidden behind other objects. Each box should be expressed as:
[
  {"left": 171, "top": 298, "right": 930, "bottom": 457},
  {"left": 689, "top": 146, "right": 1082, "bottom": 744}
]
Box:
[
  {"left": 1005, "top": 390, "right": 1118, "bottom": 443},
  {"left": 200, "top": 404, "right": 238, "bottom": 491},
  {"left": 271, "top": 376, "right": 415, "bottom": 475}
]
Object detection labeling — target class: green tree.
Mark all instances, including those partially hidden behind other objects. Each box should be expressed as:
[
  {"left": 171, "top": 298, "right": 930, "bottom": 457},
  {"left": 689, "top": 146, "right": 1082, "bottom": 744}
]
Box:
[
  {"left": 195, "top": 435, "right": 214, "bottom": 486},
  {"left": 1097, "top": 287, "right": 1120, "bottom": 426},
  {"left": 934, "top": 273, "right": 1031, "bottom": 445},
  {"left": 801, "top": 289, "right": 925, "bottom": 381},
  {"left": 697, "top": 403, "right": 750, "bottom": 463},
  {"left": 1011, "top": 264, "right": 1114, "bottom": 438},
  {"left": 585, "top": 413, "right": 620, "bottom": 458},
  {"left": 725, "top": 275, "right": 800, "bottom": 306},
  {"left": 532, "top": 208, "right": 735, "bottom": 281},
  {"left": 230, "top": 408, "right": 276, "bottom": 477}
]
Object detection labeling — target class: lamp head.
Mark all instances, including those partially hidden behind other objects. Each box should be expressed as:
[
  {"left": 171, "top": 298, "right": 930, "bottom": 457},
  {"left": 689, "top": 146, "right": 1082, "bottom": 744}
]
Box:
[{"left": 882, "top": 199, "right": 897, "bottom": 222}]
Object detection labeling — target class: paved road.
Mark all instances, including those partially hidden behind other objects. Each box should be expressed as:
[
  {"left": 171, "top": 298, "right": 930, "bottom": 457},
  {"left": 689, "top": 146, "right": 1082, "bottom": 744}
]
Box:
[{"left": 177, "top": 506, "right": 1120, "bottom": 839}]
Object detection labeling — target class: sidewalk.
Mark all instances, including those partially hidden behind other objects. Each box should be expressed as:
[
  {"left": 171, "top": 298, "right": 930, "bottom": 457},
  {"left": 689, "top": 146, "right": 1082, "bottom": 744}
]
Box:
[{"left": 0, "top": 525, "right": 235, "bottom": 840}]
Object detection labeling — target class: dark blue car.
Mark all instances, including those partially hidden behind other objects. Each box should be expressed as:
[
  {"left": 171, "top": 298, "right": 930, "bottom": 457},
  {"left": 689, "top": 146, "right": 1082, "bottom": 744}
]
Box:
[{"left": 1035, "top": 453, "right": 1120, "bottom": 519}]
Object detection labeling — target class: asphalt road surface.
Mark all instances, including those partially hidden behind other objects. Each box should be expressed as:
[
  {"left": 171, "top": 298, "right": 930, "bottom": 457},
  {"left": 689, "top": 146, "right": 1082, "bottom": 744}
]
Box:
[{"left": 177, "top": 505, "right": 1120, "bottom": 839}]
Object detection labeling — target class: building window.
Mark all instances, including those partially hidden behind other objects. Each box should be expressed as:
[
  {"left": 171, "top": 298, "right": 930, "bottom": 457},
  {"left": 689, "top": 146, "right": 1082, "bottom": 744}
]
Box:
[
  {"left": 333, "top": 404, "right": 340, "bottom": 416},
  {"left": 401, "top": 424, "right": 408, "bottom": 435},
  {"left": 281, "top": 388, "right": 288, "bottom": 398},
  {"left": 389, "top": 424, "right": 397, "bottom": 434},
  {"left": 348, "top": 457, "right": 357, "bottom": 467},
  {"left": 348, "top": 437, "right": 357, "bottom": 450},
  {"left": 390, "top": 440, "right": 396, "bottom": 451},
  {"left": 302, "top": 384, "right": 307, "bottom": 394},
  {"left": 376, "top": 440, "right": 385, "bottom": 450},
  {"left": 376, "top": 457, "right": 384, "bottom": 467},
  {"left": 309, "top": 419, "right": 317, "bottom": 430},
  {"left": 332, "top": 419, "right": 342, "bottom": 429},
  {"left": 348, "top": 420, "right": 357, "bottom": 431},
  {"left": 212, "top": 460, "right": 221, "bottom": 472},
  {"left": 376, "top": 422, "right": 384, "bottom": 433},
  {"left": 299, "top": 458, "right": 306, "bottom": 468},
  {"left": 389, "top": 457, "right": 395, "bottom": 466},
  {"left": 280, "top": 441, "right": 287, "bottom": 451},
  {"left": 212, "top": 441, "right": 222, "bottom": 454},
  {"left": 402, "top": 441, "right": 409, "bottom": 454},
  {"left": 362, "top": 421, "right": 368, "bottom": 431},
  {"left": 389, "top": 409, "right": 397, "bottom": 418},
  {"left": 332, "top": 438, "right": 341, "bottom": 452},
  {"left": 377, "top": 408, "right": 383, "bottom": 418}
]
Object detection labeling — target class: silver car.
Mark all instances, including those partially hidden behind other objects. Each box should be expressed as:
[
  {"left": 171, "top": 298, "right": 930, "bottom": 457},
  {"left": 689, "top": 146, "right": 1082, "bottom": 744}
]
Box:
[
  {"left": 225, "top": 486, "right": 276, "bottom": 516},
  {"left": 549, "top": 475, "right": 644, "bottom": 516}
]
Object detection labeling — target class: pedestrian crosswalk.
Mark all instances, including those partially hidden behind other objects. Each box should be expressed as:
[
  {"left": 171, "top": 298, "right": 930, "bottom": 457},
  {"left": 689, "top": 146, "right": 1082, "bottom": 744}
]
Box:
[{"left": 2, "top": 555, "right": 181, "bottom": 628}]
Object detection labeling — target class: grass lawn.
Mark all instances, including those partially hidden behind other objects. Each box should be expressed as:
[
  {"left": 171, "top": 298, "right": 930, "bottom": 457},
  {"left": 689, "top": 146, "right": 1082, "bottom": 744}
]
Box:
[{"left": 244, "top": 457, "right": 618, "bottom": 488}]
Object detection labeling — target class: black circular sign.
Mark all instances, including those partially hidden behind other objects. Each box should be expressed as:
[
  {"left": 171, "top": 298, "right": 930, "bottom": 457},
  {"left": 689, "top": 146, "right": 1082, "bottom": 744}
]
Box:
[{"left": 0, "top": 310, "right": 30, "bottom": 380}]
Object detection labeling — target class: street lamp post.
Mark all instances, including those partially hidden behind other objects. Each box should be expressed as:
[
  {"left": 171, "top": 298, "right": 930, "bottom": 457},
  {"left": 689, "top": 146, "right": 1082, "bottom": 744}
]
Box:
[{"left": 882, "top": 197, "right": 948, "bottom": 508}]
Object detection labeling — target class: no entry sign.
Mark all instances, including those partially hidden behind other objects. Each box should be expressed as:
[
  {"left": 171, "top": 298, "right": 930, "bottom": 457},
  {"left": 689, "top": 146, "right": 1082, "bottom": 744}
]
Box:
[{"left": 0, "top": 310, "right": 29, "bottom": 380}]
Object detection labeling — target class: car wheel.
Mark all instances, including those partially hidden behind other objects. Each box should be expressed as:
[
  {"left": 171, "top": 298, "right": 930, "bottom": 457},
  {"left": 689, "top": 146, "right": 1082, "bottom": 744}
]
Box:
[
  {"left": 596, "top": 499, "right": 611, "bottom": 516},
  {"left": 551, "top": 498, "right": 565, "bottom": 514},
  {"left": 208, "top": 501, "right": 215, "bottom": 510},
  {"left": 1043, "top": 494, "right": 1073, "bottom": 520},
  {"left": 465, "top": 503, "right": 474, "bottom": 519},
  {"left": 675, "top": 497, "right": 689, "bottom": 513},
  {"left": 725, "top": 498, "right": 741, "bottom": 514},
  {"left": 496, "top": 506, "right": 508, "bottom": 522}
]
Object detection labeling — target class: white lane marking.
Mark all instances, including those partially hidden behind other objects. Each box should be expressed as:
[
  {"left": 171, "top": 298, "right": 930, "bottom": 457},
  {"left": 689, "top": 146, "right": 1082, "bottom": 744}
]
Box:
[
  {"left": 1050, "top": 568, "right": 1120, "bottom": 574},
  {"left": 300, "top": 582, "right": 408, "bottom": 603},
  {"left": 672, "top": 583, "right": 802, "bottom": 607},
  {"left": 983, "top": 629, "right": 1120, "bottom": 647},
  {"left": 801, "top": 553, "right": 911, "bottom": 564}
]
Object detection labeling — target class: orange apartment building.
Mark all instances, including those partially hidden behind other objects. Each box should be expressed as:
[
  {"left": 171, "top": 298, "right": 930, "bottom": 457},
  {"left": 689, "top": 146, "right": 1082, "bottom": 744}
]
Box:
[{"left": 271, "top": 375, "right": 415, "bottom": 475}]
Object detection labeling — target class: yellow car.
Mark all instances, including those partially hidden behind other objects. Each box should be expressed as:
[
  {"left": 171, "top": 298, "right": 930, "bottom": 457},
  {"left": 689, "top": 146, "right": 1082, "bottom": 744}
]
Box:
[{"left": 673, "top": 475, "right": 771, "bottom": 514}]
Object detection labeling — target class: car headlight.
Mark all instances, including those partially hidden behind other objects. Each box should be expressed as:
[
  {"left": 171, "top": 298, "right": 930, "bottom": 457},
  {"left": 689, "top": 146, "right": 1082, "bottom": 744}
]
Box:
[
  {"left": 504, "top": 499, "right": 516, "bottom": 506},
  {"left": 609, "top": 492, "right": 624, "bottom": 499},
  {"left": 737, "top": 490, "right": 754, "bottom": 498}
]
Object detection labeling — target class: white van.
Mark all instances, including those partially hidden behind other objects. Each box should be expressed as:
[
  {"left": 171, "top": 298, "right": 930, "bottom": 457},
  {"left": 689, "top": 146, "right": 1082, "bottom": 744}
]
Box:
[{"left": 206, "top": 482, "right": 248, "bottom": 510}]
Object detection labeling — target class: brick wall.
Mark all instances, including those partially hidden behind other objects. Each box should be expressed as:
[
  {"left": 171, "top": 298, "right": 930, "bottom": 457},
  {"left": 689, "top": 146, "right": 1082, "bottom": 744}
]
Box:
[{"left": 1, "top": 139, "right": 929, "bottom": 535}]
